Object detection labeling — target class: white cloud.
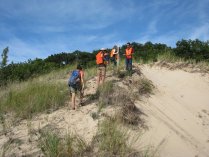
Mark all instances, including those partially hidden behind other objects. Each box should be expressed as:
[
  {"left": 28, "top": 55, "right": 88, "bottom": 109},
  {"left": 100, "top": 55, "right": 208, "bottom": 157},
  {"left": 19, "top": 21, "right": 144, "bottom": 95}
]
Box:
[
  {"left": 0, "top": 38, "right": 41, "bottom": 63},
  {"left": 190, "top": 23, "right": 209, "bottom": 40},
  {"left": 1, "top": 0, "right": 209, "bottom": 63}
]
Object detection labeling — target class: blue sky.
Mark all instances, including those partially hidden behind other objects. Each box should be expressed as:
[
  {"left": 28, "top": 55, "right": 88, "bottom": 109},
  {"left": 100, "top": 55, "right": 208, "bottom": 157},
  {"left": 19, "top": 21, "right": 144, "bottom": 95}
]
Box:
[{"left": 0, "top": 0, "right": 209, "bottom": 63}]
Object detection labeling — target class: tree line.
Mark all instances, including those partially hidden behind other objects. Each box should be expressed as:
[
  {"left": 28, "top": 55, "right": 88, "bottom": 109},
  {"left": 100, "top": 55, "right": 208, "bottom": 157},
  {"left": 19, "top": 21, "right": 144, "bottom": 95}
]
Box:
[{"left": 0, "top": 39, "right": 209, "bottom": 86}]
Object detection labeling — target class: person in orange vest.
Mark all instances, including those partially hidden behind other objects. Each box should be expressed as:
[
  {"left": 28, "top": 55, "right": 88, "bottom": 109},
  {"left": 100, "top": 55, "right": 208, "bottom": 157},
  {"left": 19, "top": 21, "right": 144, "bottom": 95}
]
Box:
[
  {"left": 110, "top": 45, "right": 119, "bottom": 67},
  {"left": 96, "top": 48, "right": 107, "bottom": 87},
  {"left": 124, "top": 42, "right": 134, "bottom": 74}
]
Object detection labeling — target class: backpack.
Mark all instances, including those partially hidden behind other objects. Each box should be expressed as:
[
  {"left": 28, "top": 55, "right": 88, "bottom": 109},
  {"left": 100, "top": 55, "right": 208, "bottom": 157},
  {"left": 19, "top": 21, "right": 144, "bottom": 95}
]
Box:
[
  {"left": 96, "top": 51, "right": 104, "bottom": 65},
  {"left": 68, "top": 70, "right": 80, "bottom": 86}
]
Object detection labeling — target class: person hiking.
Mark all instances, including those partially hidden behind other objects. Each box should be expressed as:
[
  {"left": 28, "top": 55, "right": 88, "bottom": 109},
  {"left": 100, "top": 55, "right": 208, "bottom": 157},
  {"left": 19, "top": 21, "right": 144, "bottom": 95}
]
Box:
[
  {"left": 103, "top": 50, "right": 110, "bottom": 65},
  {"left": 68, "top": 64, "right": 85, "bottom": 110},
  {"left": 124, "top": 42, "right": 134, "bottom": 75},
  {"left": 96, "top": 48, "right": 107, "bottom": 88},
  {"left": 110, "top": 45, "right": 119, "bottom": 67}
]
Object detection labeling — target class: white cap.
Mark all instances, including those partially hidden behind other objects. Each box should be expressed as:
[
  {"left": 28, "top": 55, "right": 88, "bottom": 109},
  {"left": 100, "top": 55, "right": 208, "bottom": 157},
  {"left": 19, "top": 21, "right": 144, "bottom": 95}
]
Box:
[{"left": 100, "top": 48, "right": 106, "bottom": 50}]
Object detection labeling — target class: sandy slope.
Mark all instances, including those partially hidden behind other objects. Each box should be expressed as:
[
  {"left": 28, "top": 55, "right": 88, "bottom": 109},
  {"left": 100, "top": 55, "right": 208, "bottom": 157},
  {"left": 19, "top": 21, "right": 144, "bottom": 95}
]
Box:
[
  {"left": 136, "top": 64, "right": 209, "bottom": 157},
  {"left": 1, "top": 64, "right": 209, "bottom": 156},
  {"left": 0, "top": 77, "right": 99, "bottom": 156}
]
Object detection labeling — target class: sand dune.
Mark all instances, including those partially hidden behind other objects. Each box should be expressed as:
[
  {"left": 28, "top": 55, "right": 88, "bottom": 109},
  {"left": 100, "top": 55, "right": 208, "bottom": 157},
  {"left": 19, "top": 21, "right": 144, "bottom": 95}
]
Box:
[
  {"left": 1, "top": 63, "right": 209, "bottom": 156},
  {"left": 136, "top": 64, "right": 209, "bottom": 157}
]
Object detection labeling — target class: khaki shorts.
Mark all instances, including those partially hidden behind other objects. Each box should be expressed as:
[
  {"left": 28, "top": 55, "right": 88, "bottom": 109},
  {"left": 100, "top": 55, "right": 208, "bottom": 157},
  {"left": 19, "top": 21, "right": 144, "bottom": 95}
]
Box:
[{"left": 97, "top": 66, "right": 106, "bottom": 78}]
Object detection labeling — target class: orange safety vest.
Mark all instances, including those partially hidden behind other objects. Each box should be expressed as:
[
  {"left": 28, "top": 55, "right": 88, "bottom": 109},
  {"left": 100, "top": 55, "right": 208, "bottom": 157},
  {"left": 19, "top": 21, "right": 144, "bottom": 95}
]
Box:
[
  {"left": 96, "top": 51, "right": 104, "bottom": 65},
  {"left": 125, "top": 47, "right": 134, "bottom": 59}
]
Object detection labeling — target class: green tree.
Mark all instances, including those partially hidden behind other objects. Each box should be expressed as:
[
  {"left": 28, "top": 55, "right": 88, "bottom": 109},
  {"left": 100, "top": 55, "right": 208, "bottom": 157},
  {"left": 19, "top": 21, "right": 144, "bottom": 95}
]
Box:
[{"left": 1, "top": 47, "right": 9, "bottom": 67}]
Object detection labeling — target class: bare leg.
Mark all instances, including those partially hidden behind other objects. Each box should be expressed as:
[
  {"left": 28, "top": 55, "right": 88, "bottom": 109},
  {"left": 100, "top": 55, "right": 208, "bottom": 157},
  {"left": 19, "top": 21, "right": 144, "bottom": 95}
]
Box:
[
  {"left": 97, "top": 68, "right": 102, "bottom": 88},
  {"left": 101, "top": 67, "right": 106, "bottom": 85},
  {"left": 96, "top": 75, "right": 100, "bottom": 88},
  {"left": 79, "top": 90, "right": 84, "bottom": 105},
  {"left": 71, "top": 93, "right": 76, "bottom": 109}
]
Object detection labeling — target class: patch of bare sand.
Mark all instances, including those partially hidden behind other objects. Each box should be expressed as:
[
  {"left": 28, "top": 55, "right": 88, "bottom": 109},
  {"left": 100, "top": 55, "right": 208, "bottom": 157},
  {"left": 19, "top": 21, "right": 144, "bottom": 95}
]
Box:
[{"left": 136, "top": 64, "right": 209, "bottom": 157}]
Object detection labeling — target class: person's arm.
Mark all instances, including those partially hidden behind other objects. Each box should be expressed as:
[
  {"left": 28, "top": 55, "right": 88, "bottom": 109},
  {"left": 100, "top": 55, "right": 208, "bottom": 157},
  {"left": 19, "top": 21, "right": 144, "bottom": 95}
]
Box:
[
  {"left": 80, "top": 71, "right": 85, "bottom": 91},
  {"left": 112, "top": 49, "right": 117, "bottom": 55}
]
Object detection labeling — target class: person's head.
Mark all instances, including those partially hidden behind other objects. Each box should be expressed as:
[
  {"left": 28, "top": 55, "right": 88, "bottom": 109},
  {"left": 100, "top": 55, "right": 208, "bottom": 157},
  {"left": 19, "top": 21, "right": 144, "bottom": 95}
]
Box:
[
  {"left": 126, "top": 42, "right": 131, "bottom": 47},
  {"left": 77, "top": 64, "right": 82, "bottom": 70}
]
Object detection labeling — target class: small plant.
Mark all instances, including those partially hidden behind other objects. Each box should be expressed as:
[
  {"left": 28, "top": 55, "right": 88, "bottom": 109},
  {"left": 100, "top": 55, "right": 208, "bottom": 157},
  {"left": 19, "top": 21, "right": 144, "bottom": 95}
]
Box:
[
  {"left": 90, "top": 112, "right": 99, "bottom": 120},
  {"left": 96, "top": 81, "right": 114, "bottom": 112},
  {"left": 117, "top": 70, "right": 127, "bottom": 78},
  {"left": 138, "top": 78, "right": 154, "bottom": 95},
  {"left": 39, "top": 131, "right": 60, "bottom": 157},
  {"left": 0, "top": 113, "right": 6, "bottom": 134},
  {"left": 118, "top": 101, "right": 142, "bottom": 126}
]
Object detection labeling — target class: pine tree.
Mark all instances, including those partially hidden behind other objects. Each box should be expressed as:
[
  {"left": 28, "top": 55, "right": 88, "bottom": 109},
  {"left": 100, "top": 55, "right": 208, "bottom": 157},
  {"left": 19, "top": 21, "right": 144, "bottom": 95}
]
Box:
[{"left": 1, "top": 47, "right": 9, "bottom": 68}]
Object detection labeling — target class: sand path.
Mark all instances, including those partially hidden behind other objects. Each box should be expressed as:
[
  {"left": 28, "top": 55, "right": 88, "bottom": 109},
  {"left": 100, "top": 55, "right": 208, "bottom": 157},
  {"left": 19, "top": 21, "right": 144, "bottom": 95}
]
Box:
[{"left": 136, "top": 65, "right": 209, "bottom": 157}]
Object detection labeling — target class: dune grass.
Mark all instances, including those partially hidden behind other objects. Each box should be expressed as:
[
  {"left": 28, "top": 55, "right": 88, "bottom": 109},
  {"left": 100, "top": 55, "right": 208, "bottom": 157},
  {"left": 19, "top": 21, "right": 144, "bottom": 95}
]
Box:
[
  {"left": 0, "top": 63, "right": 97, "bottom": 119},
  {"left": 0, "top": 81, "right": 68, "bottom": 119},
  {"left": 0, "top": 64, "right": 75, "bottom": 119},
  {"left": 156, "top": 51, "right": 209, "bottom": 72},
  {"left": 39, "top": 130, "right": 92, "bottom": 157},
  {"left": 96, "top": 118, "right": 130, "bottom": 156},
  {"left": 39, "top": 117, "right": 143, "bottom": 157},
  {"left": 157, "top": 51, "right": 182, "bottom": 63},
  {"left": 39, "top": 131, "right": 60, "bottom": 157},
  {"left": 84, "top": 66, "right": 97, "bottom": 81},
  {"left": 138, "top": 78, "right": 154, "bottom": 96},
  {"left": 94, "top": 81, "right": 114, "bottom": 112}
]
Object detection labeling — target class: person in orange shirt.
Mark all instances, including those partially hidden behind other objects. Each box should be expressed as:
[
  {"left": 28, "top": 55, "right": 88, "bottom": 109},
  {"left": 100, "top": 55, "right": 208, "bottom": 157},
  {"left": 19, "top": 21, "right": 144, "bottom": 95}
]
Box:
[
  {"left": 124, "top": 42, "right": 134, "bottom": 74},
  {"left": 96, "top": 48, "right": 107, "bottom": 88},
  {"left": 110, "top": 45, "right": 119, "bottom": 67}
]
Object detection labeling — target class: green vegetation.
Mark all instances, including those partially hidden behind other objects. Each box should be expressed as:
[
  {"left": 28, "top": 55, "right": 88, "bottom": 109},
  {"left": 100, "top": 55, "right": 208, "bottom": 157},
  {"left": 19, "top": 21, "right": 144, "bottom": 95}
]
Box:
[
  {"left": 0, "top": 81, "right": 68, "bottom": 118},
  {"left": 1, "top": 39, "right": 209, "bottom": 86},
  {"left": 96, "top": 118, "right": 130, "bottom": 156},
  {"left": 94, "top": 81, "right": 114, "bottom": 112},
  {"left": 40, "top": 131, "right": 91, "bottom": 157},
  {"left": 39, "top": 118, "right": 142, "bottom": 157},
  {"left": 1, "top": 38, "right": 207, "bottom": 156},
  {"left": 138, "top": 78, "right": 154, "bottom": 95},
  {"left": 0, "top": 58, "right": 59, "bottom": 86},
  {"left": 39, "top": 132, "right": 60, "bottom": 157},
  {"left": 1, "top": 46, "right": 9, "bottom": 68},
  {"left": 84, "top": 66, "right": 97, "bottom": 81}
]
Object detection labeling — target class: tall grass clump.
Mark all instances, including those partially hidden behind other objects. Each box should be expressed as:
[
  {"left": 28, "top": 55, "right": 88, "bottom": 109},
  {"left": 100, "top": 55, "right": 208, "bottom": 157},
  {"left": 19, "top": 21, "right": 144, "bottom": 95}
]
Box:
[
  {"left": 96, "top": 118, "right": 130, "bottom": 156},
  {"left": 96, "top": 81, "right": 114, "bottom": 112},
  {"left": 157, "top": 51, "right": 182, "bottom": 63},
  {"left": 138, "top": 78, "right": 154, "bottom": 96},
  {"left": 39, "top": 131, "right": 92, "bottom": 157},
  {"left": 84, "top": 66, "right": 97, "bottom": 81},
  {"left": 0, "top": 81, "right": 68, "bottom": 118},
  {"left": 39, "top": 131, "right": 60, "bottom": 157}
]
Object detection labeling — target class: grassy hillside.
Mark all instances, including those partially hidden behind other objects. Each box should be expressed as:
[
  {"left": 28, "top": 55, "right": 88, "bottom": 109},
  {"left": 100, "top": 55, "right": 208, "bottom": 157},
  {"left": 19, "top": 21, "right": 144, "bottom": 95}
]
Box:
[{"left": 1, "top": 51, "right": 208, "bottom": 156}]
